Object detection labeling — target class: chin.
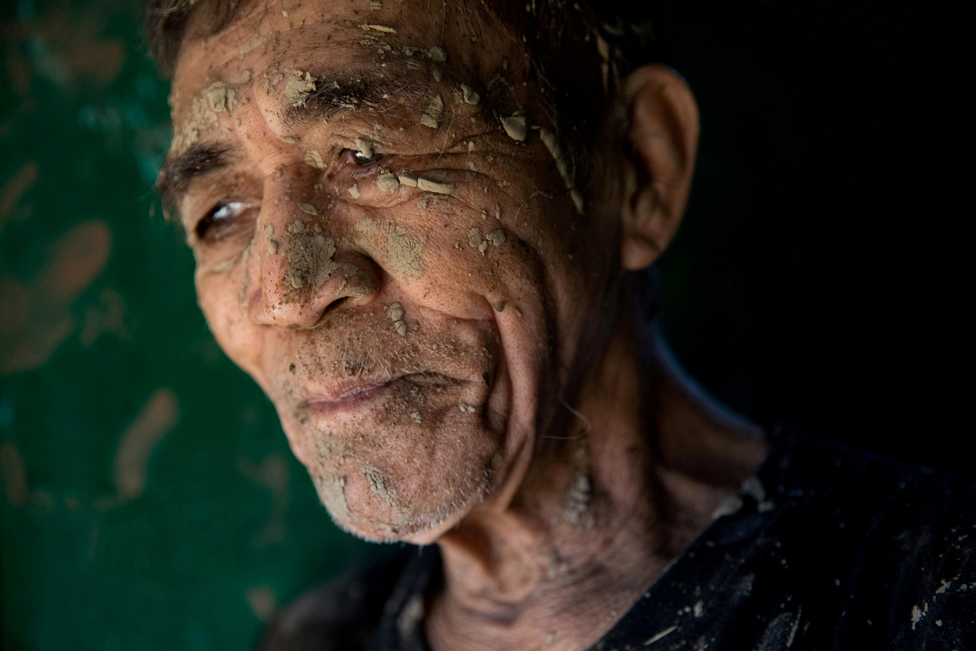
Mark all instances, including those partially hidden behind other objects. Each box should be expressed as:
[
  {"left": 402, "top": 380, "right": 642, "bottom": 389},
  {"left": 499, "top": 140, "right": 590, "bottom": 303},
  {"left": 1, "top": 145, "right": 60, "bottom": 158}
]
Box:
[
  {"left": 294, "top": 382, "right": 503, "bottom": 543},
  {"left": 311, "top": 460, "right": 492, "bottom": 544}
]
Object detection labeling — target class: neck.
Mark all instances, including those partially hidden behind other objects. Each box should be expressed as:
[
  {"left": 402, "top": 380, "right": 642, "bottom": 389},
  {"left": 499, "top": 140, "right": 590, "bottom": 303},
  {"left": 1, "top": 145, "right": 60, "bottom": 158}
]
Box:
[{"left": 426, "top": 306, "right": 767, "bottom": 651}]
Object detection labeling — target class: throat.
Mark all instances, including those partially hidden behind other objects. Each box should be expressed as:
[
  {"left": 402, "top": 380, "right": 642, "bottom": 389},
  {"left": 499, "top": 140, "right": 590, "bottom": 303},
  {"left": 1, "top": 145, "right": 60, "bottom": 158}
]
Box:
[{"left": 424, "top": 316, "right": 768, "bottom": 651}]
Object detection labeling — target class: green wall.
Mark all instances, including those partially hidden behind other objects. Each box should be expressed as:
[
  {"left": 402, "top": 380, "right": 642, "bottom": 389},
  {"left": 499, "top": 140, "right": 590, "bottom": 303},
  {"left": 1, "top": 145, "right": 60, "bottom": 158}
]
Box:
[{"left": 0, "top": 1, "right": 384, "bottom": 649}]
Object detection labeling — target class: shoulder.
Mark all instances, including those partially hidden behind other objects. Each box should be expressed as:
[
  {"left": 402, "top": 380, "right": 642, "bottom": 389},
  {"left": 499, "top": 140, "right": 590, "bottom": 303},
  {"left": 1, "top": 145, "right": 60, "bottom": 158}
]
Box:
[
  {"left": 596, "top": 428, "right": 976, "bottom": 651},
  {"left": 750, "top": 428, "right": 976, "bottom": 648},
  {"left": 768, "top": 428, "right": 976, "bottom": 547},
  {"left": 255, "top": 551, "right": 411, "bottom": 651}
]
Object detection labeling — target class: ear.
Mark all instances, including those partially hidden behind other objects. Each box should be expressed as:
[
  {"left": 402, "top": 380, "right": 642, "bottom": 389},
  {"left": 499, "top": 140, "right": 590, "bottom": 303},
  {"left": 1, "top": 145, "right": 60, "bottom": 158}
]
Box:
[{"left": 619, "top": 65, "right": 700, "bottom": 271}]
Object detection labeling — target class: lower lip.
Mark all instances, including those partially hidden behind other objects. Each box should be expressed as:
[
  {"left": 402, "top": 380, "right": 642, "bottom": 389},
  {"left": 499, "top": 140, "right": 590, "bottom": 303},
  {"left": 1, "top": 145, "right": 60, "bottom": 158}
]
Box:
[{"left": 305, "top": 380, "right": 396, "bottom": 416}]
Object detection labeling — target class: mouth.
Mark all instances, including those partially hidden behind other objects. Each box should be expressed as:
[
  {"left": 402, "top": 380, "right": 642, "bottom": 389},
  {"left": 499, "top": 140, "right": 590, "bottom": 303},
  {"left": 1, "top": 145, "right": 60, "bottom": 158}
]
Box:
[
  {"left": 301, "top": 372, "right": 462, "bottom": 417},
  {"left": 303, "top": 379, "right": 398, "bottom": 416}
]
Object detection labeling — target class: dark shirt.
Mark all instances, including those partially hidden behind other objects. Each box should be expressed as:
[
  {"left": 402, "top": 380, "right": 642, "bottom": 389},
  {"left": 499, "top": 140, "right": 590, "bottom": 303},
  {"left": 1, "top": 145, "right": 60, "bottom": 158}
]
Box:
[{"left": 257, "top": 428, "right": 976, "bottom": 651}]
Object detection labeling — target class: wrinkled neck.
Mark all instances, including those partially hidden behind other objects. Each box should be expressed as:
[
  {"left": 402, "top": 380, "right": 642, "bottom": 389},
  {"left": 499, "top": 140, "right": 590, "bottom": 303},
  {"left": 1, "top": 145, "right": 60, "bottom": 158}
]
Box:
[{"left": 428, "top": 299, "right": 767, "bottom": 651}]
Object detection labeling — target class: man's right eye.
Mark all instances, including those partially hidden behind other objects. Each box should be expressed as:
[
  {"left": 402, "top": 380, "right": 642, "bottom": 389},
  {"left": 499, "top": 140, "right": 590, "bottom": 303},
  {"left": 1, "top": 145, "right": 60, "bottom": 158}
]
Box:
[{"left": 196, "top": 201, "right": 251, "bottom": 241}]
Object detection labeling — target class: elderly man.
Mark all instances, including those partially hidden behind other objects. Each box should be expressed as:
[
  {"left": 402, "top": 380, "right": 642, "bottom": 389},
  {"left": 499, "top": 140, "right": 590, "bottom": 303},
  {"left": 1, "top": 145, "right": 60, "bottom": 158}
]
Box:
[{"left": 148, "top": 0, "right": 974, "bottom": 649}]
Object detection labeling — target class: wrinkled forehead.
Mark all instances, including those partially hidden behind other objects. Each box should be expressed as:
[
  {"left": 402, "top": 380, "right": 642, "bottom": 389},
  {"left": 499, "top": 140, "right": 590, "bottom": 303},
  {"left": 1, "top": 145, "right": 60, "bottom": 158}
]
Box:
[{"left": 171, "top": 0, "right": 525, "bottom": 110}]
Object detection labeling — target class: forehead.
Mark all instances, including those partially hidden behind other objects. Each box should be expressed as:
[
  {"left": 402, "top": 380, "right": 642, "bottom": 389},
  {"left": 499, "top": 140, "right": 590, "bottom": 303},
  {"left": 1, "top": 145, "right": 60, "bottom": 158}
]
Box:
[{"left": 172, "top": 0, "right": 521, "bottom": 110}]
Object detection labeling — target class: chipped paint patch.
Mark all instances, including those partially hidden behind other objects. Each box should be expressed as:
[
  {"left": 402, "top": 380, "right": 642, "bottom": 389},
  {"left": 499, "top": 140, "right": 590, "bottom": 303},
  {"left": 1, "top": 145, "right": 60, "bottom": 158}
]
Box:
[{"left": 114, "top": 388, "right": 180, "bottom": 500}]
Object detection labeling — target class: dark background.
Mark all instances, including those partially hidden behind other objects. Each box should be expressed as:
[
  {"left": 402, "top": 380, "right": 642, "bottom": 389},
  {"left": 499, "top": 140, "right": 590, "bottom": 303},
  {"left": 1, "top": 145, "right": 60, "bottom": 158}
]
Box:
[
  {"left": 653, "top": 0, "right": 971, "bottom": 476},
  {"left": 0, "top": 0, "right": 971, "bottom": 649}
]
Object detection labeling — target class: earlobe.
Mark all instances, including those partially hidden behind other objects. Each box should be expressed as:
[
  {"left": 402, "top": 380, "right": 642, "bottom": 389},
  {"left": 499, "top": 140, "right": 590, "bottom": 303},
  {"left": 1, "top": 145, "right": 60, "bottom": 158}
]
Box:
[{"left": 619, "top": 65, "right": 700, "bottom": 271}]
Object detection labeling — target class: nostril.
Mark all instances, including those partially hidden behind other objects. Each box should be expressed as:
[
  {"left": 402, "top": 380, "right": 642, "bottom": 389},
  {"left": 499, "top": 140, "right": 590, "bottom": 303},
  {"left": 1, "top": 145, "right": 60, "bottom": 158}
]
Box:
[
  {"left": 309, "top": 297, "right": 348, "bottom": 329},
  {"left": 323, "top": 297, "right": 348, "bottom": 317}
]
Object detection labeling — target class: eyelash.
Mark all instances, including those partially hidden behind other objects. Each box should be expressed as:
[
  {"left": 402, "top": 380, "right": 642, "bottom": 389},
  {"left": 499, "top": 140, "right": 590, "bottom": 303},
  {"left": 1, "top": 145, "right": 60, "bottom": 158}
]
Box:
[
  {"left": 195, "top": 201, "right": 252, "bottom": 241},
  {"left": 344, "top": 148, "right": 384, "bottom": 166}
]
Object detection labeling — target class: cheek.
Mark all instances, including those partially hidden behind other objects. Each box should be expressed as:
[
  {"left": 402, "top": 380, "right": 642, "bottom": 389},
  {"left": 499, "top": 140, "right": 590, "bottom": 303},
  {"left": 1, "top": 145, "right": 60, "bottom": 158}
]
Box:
[{"left": 194, "top": 267, "right": 264, "bottom": 377}]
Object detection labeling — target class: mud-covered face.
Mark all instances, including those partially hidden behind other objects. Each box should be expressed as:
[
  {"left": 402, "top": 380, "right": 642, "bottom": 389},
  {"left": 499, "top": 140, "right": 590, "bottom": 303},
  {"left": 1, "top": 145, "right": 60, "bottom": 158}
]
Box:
[{"left": 165, "top": 0, "right": 619, "bottom": 543}]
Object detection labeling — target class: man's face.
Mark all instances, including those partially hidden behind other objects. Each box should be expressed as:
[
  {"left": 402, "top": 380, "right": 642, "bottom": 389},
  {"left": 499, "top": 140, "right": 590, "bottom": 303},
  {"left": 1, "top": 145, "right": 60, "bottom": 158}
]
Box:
[{"left": 168, "top": 0, "right": 617, "bottom": 543}]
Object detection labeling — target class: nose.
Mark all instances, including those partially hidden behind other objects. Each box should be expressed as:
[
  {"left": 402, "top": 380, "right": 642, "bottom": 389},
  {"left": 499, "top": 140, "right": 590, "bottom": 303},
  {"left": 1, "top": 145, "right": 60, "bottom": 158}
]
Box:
[{"left": 248, "top": 173, "right": 380, "bottom": 329}]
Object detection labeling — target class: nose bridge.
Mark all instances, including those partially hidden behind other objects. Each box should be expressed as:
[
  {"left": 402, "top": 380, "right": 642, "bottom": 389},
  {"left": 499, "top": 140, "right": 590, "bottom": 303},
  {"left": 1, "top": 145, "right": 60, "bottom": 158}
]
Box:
[{"left": 248, "top": 168, "right": 377, "bottom": 329}]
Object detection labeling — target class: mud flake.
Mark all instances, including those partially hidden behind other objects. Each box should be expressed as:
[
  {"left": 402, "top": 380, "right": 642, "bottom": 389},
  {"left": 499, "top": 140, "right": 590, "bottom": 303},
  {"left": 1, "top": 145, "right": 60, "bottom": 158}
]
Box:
[
  {"left": 486, "top": 229, "right": 506, "bottom": 246},
  {"left": 171, "top": 83, "right": 236, "bottom": 153},
  {"left": 361, "top": 23, "right": 397, "bottom": 33},
  {"left": 348, "top": 184, "right": 362, "bottom": 199},
  {"left": 387, "top": 304, "right": 405, "bottom": 322},
  {"left": 305, "top": 149, "right": 326, "bottom": 169},
  {"left": 284, "top": 230, "right": 338, "bottom": 290},
  {"left": 284, "top": 71, "right": 317, "bottom": 108},
  {"left": 417, "top": 177, "right": 453, "bottom": 195},
  {"left": 239, "top": 36, "right": 267, "bottom": 59},
  {"left": 426, "top": 46, "right": 447, "bottom": 63},
  {"left": 387, "top": 227, "right": 425, "bottom": 277},
  {"left": 376, "top": 171, "right": 400, "bottom": 192},
  {"left": 204, "top": 82, "right": 237, "bottom": 113},
  {"left": 539, "top": 127, "right": 585, "bottom": 214},
  {"left": 461, "top": 83, "right": 480, "bottom": 105},
  {"left": 397, "top": 171, "right": 418, "bottom": 187},
  {"left": 570, "top": 189, "right": 585, "bottom": 214},
  {"left": 355, "top": 137, "right": 374, "bottom": 158},
  {"left": 420, "top": 95, "right": 444, "bottom": 129},
  {"left": 500, "top": 114, "right": 528, "bottom": 142},
  {"left": 467, "top": 228, "right": 483, "bottom": 247},
  {"left": 268, "top": 240, "right": 279, "bottom": 254}
]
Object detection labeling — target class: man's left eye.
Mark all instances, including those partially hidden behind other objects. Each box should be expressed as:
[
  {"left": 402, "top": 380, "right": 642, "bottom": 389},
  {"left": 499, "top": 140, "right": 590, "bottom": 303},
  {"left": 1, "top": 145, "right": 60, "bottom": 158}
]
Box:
[{"left": 347, "top": 149, "right": 383, "bottom": 166}]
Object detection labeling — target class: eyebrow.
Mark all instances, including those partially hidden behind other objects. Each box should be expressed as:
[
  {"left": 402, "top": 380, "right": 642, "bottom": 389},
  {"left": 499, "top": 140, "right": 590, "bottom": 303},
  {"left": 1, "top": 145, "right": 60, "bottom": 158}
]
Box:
[
  {"left": 157, "top": 143, "right": 232, "bottom": 209},
  {"left": 157, "top": 70, "right": 435, "bottom": 207},
  {"left": 283, "top": 70, "right": 428, "bottom": 128}
]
